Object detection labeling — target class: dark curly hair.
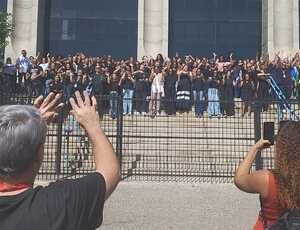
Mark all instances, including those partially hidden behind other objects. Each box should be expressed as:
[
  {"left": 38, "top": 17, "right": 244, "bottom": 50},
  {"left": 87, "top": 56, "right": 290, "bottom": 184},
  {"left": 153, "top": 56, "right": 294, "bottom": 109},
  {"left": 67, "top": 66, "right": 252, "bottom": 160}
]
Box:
[{"left": 273, "top": 121, "right": 300, "bottom": 210}]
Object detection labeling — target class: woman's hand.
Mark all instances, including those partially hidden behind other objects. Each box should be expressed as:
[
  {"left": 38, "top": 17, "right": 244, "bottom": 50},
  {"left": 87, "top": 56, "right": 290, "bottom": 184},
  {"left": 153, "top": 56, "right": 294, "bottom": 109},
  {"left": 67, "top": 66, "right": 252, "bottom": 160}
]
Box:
[
  {"left": 33, "top": 93, "right": 63, "bottom": 123},
  {"left": 254, "top": 139, "right": 271, "bottom": 151}
]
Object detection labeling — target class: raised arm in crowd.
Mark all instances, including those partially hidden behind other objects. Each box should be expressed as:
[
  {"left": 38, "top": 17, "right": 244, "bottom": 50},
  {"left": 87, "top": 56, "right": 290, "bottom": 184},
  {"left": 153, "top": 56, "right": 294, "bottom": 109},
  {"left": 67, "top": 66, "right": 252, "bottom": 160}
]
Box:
[{"left": 2, "top": 50, "right": 300, "bottom": 118}]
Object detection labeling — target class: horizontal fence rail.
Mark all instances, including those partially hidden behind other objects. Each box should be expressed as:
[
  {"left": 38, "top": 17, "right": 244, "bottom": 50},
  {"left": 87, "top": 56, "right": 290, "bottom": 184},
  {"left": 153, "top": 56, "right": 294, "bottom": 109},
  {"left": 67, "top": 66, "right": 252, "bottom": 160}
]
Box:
[{"left": 0, "top": 93, "right": 299, "bottom": 183}]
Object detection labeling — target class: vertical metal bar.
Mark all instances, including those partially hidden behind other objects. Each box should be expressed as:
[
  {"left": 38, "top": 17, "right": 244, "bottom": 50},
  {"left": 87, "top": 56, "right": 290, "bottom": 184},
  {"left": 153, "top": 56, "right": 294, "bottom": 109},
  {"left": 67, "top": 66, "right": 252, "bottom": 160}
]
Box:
[
  {"left": 55, "top": 109, "right": 63, "bottom": 176},
  {"left": 254, "top": 102, "right": 263, "bottom": 170},
  {"left": 116, "top": 94, "right": 123, "bottom": 178}
]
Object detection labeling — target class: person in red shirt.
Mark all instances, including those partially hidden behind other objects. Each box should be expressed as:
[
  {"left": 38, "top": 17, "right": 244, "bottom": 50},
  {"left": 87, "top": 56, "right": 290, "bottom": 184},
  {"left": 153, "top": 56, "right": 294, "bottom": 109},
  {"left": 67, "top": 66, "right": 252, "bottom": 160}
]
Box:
[
  {"left": 0, "top": 92, "right": 120, "bottom": 230},
  {"left": 234, "top": 121, "right": 300, "bottom": 230}
]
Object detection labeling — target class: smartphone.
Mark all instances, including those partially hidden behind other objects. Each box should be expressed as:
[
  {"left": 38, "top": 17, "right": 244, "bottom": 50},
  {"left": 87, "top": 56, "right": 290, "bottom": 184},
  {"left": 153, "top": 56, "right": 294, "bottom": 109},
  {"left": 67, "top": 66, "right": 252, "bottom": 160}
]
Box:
[{"left": 263, "top": 122, "right": 275, "bottom": 145}]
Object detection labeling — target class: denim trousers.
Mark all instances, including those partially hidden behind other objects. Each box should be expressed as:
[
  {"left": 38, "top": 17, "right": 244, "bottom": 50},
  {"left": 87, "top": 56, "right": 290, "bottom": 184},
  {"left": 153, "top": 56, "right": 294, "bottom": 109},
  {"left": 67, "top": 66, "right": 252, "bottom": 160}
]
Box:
[
  {"left": 207, "top": 88, "right": 221, "bottom": 116},
  {"left": 123, "top": 89, "right": 134, "bottom": 114},
  {"left": 193, "top": 90, "right": 205, "bottom": 115},
  {"left": 110, "top": 91, "right": 118, "bottom": 119}
]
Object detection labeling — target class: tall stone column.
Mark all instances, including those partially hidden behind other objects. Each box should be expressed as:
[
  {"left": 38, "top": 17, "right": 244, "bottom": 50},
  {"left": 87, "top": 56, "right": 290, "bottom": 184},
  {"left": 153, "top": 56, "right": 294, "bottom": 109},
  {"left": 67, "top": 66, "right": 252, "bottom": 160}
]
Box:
[
  {"left": 137, "top": 0, "right": 169, "bottom": 60},
  {"left": 5, "top": 0, "right": 45, "bottom": 61},
  {"left": 262, "top": 0, "right": 299, "bottom": 59}
]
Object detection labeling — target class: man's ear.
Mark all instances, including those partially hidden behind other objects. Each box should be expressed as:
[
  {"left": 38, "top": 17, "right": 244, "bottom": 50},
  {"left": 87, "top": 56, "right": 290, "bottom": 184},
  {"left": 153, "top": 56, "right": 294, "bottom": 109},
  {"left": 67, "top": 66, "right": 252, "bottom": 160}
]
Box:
[{"left": 34, "top": 144, "right": 44, "bottom": 165}]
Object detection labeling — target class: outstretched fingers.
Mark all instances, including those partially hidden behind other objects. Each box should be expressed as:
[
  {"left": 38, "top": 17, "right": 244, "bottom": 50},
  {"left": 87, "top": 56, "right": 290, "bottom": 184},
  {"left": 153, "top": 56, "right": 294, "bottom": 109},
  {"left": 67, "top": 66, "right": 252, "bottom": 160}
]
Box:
[
  {"left": 69, "top": 97, "right": 79, "bottom": 111},
  {"left": 41, "top": 92, "right": 55, "bottom": 108},
  {"left": 33, "top": 95, "right": 44, "bottom": 108},
  {"left": 91, "top": 96, "right": 97, "bottom": 110},
  {"left": 75, "top": 91, "right": 84, "bottom": 107},
  {"left": 83, "top": 91, "right": 91, "bottom": 106},
  {"left": 44, "top": 94, "right": 62, "bottom": 112}
]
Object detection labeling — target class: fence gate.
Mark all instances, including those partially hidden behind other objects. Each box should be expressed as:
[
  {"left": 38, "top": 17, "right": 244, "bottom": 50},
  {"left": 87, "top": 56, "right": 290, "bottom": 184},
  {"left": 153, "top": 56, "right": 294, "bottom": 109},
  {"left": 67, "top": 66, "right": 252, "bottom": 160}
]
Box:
[{"left": 2, "top": 94, "right": 298, "bottom": 182}]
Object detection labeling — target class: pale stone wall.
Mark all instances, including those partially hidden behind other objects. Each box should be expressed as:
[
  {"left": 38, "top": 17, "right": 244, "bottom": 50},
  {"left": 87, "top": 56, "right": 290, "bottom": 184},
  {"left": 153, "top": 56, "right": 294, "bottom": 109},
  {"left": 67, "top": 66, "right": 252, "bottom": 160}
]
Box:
[
  {"left": 5, "top": 0, "right": 300, "bottom": 61},
  {"left": 5, "top": 0, "right": 44, "bottom": 61},
  {"left": 262, "top": 0, "right": 299, "bottom": 59},
  {"left": 137, "top": 0, "right": 169, "bottom": 60}
]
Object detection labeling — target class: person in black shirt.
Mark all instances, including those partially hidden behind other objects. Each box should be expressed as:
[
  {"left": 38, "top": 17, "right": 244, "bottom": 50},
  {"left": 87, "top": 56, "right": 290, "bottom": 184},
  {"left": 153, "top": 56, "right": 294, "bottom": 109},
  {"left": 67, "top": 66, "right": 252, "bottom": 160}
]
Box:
[
  {"left": 222, "top": 71, "right": 235, "bottom": 117},
  {"left": 256, "top": 64, "right": 270, "bottom": 112},
  {"left": 29, "top": 59, "right": 44, "bottom": 97},
  {"left": 192, "top": 70, "right": 207, "bottom": 118},
  {"left": 49, "top": 74, "right": 63, "bottom": 94},
  {"left": 2, "top": 57, "right": 17, "bottom": 94},
  {"left": 133, "top": 64, "right": 148, "bottom": 115},
  {"left": 163, "top": 67, "right": 177, "bottom": 116},
  {"left": 207, "top": 71, "right": 221, "bottom": 117},
  {"left": 91, "top": 66, "right": 107, "bottom": 117},
  {"left": 119, "top": 71, "right": 134, "bottom": 115},
  {"left": 176, "top": 65, "right": 192, "bottom": 113},
  {"left": 107, "top": 73, "right": 120, "bottom": 119},
  {"left": 240, "top": 73, "right": 255, "bottom": 117},
  {"left": 0, "top": 92, "right": 120, "bottom": 230}
]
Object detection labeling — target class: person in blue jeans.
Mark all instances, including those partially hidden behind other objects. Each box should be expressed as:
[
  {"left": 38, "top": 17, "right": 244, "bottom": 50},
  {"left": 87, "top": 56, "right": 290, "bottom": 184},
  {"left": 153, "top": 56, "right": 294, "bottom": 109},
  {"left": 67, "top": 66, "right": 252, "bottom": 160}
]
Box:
[
  {"left": 192, "top": 71, "right": 207, "bottom": 118},
  {"left": 207, "top": 75, "right": 221, "bottom": 117},
  {"left": 107, "top": 73, "right": 120, "bottom": 119},
  {"left": 119, "top": 72, "right": 134, "bottom": 115}
]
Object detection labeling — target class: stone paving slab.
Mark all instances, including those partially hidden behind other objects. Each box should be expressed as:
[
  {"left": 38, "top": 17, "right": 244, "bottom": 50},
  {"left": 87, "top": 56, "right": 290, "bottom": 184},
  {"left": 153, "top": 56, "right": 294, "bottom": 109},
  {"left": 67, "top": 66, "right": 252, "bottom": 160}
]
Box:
[{"left": 99, "top": 182, "right": 259, "bottom": 230}]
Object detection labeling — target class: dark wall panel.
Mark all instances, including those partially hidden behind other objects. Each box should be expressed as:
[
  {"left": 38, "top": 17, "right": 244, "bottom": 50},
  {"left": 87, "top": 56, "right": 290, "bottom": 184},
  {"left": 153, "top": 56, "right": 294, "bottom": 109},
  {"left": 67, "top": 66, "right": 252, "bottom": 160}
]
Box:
[
  {"left": 0, "top": 0, "right": 7, "bottom": 12},
  {"left": 169, "top": 0, "right": 261, "bottom": 58},
  {"left": 45, "top": 0, "right": 138, "bottom": 58}
]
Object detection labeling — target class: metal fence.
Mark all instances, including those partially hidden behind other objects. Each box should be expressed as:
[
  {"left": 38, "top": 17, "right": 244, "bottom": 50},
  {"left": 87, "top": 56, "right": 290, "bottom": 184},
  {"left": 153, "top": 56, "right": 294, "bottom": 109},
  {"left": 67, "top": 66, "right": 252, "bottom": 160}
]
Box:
[{"left": 1, "top": 94, "right": 299, "bottom": 183}]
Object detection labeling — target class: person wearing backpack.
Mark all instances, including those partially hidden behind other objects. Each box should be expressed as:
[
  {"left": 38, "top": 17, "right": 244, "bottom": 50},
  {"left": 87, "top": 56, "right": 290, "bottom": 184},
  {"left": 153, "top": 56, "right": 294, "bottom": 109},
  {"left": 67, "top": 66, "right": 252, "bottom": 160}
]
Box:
[{"left": 234, "top": 121, "right": 300, "bottom": 230}]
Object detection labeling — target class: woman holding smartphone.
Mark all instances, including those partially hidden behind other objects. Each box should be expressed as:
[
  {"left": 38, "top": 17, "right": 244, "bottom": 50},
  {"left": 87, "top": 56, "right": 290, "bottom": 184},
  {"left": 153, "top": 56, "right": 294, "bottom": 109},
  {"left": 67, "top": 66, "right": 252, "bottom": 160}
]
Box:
[{"left": 234, "top": 121, "right": 300, "bottom": 229}]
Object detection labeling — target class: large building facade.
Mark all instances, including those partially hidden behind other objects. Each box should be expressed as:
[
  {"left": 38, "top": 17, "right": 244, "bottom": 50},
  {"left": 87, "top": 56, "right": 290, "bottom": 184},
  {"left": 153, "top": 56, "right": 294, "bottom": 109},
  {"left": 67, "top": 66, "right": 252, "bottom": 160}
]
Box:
[{"left": 2, "top": 0, "right": 299, "bottom": 61}]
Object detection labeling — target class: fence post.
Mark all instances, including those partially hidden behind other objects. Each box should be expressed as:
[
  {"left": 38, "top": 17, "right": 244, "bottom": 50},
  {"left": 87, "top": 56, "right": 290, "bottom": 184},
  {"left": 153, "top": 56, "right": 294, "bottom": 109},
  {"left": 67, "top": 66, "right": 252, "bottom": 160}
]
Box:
[
  {"left": 254, "top": 102, "right": 263, "bottom": 170},
  {"left": 116, "top": 94, "right": 123, "bottom": 177},
  {"left": 55, "top": 110, "right": 63, "bottom": 176}
]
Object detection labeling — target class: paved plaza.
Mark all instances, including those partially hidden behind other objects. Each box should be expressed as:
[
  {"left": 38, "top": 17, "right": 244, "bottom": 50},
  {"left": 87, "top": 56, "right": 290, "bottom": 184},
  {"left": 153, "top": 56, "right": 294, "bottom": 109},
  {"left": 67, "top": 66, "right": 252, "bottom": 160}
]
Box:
[{"left": 99, "top": 181, "right": 259, "bottom": 230}]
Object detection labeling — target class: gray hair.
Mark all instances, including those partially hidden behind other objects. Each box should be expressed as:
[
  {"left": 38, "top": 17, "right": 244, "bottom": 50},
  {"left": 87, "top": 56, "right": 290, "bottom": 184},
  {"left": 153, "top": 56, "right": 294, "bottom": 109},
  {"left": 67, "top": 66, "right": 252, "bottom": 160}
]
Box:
[{"left": 0, "top": 105, "right": 47, "bottom": 178}]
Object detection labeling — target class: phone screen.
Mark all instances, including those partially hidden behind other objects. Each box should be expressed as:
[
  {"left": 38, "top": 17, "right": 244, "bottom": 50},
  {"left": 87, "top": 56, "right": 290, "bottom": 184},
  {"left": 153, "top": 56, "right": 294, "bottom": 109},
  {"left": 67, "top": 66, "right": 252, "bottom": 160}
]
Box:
[{"left": 263, "top": 122, "right": 275, "bottom": 145}]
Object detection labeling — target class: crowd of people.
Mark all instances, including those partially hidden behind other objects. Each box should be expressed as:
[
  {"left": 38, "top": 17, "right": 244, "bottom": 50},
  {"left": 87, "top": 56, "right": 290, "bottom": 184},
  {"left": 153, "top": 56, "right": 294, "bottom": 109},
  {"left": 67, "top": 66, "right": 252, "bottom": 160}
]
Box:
[
  {"left": 1, "top": 50, "right": 300, "bottom": 118},
  {"left": 2, "top": 51, "right": 300, "bottom": 230}
]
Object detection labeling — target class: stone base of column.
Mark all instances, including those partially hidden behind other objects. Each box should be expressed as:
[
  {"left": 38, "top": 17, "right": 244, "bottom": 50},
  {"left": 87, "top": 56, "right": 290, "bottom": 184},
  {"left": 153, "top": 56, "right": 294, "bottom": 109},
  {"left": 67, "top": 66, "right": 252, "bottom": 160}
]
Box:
[
  {"left": 137, "top": 0, "right": 169, "bottom": 60},
  {"left": 262, "top": 0, "right": 299, "bottom": 59},
  {"left": 5, "top": 0, "right": 45, "bottom": 61}
]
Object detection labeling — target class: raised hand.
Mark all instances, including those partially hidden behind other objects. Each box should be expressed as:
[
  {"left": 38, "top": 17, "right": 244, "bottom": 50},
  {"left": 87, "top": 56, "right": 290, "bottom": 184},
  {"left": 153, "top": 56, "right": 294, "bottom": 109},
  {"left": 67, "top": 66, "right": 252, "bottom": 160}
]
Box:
[
  {"left": 69, "top": 91, "right": 100, "bottom": 131},
  {"left": 33, "top": 93, "right": 63, "bottom": 123},
  {"left": 254, "top": 139, "right": 271, "bottom": 150}
]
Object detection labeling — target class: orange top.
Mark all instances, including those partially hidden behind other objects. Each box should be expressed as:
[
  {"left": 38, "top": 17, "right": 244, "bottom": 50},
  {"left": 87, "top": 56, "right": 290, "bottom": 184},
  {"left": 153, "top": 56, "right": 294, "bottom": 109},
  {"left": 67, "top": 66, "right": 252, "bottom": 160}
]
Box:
[{"left": 253, "top": 172, "right": 284, "bottom": 230}]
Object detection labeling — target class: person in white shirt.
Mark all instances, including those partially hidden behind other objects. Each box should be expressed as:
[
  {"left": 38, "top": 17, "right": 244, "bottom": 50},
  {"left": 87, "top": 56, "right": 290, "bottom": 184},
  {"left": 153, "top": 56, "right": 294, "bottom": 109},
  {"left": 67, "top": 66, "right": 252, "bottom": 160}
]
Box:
[
  {"left": 149, "top": 66, "right": 164, "bottom": 117},
  {"left": 16, "top": 50, "right": 31, "bottom": 94}
]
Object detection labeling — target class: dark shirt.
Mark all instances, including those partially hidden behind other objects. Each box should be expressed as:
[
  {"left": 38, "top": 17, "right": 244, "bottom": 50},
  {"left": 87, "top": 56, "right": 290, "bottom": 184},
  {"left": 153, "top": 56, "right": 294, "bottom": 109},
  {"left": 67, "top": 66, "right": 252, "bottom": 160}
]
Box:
[
  {"left": 193, "top": 78, "right": 207, "bottom": 91},
  {"left": 144, "top": 66, "right": 151, "bottom": 79},
  {"left": 120, "top": 78, "right": 134, "bottom": 90},
  {"left": 0, "top": 172, "right": 106, "bottom": 230},
  {"left": 134, "top": 71, "right": 147, "bottom": 91},
  {"left": 92, "top": 74, "right": 106, "bottom": 95},
  {"left": 109, "top": 79, "right": 119, "bottom": 92},
  {"left": 208, "top": 78, "right": 219, "bottom": 89},
  {"left": 3, "top": 64, "right": 16, "bottom": 76},
  {"left": 50, "top": 81, "right": 63, "bottom": 94},
  {"left": 232, "top": 65, "right": 242, "bottom": 80},
  {"left": 29, "top": 65, "right": 43, "bottom": 85}
]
